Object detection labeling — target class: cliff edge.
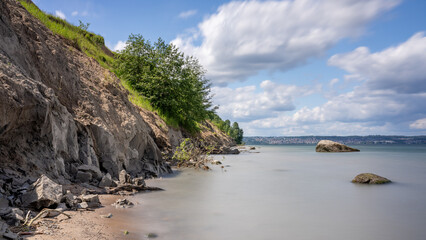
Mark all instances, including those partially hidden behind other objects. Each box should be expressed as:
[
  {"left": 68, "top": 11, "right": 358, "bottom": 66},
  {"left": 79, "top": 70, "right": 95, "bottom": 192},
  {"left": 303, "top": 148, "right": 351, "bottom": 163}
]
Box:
[{"left": 0, "top": 0, "right": 234, "bottom": 185}]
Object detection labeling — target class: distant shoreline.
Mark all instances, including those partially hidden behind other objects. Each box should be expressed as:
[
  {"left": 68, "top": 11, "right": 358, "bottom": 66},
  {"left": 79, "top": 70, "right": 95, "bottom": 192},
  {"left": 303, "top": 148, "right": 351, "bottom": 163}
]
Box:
[{"left": 244, "top": 135, "right": 426, "bottom": 145}]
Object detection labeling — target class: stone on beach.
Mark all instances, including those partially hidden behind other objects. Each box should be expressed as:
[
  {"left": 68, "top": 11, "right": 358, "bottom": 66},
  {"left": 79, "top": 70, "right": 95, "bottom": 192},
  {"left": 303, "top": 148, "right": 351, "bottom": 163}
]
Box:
[
  {"left": 315, "top": 140, "right": 360, "bottom": 152},
  {"left": 22, "top": 175, "right": 63, "bottom": 209}
]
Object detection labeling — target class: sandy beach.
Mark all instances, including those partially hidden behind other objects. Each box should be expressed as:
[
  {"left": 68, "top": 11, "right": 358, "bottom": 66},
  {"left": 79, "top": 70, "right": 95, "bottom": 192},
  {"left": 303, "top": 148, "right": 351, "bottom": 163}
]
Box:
[{"left": 24, "top": 195, "right": 144, "bottom": 240}]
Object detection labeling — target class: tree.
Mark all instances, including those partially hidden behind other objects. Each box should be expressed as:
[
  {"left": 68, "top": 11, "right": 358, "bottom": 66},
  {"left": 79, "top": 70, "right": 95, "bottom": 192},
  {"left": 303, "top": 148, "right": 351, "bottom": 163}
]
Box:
[{"left": 115, "top": 34, "right": 213, "bottom": 131}]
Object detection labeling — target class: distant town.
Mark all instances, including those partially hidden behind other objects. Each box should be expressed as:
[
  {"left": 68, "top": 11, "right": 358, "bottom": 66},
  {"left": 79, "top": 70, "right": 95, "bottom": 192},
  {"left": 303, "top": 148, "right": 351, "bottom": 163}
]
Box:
[{"left": 243, "top": 136, "right": 426, "bottom": 145}]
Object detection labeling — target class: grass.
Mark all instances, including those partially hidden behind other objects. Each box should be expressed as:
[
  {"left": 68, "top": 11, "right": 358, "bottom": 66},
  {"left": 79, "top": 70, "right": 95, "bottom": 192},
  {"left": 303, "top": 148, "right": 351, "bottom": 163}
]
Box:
[
  {"left": 19, "top": 0, "right": 184, "bottom": 130},
  {"left": 19, "top": 0, "right": 115, "bottom": 70}
]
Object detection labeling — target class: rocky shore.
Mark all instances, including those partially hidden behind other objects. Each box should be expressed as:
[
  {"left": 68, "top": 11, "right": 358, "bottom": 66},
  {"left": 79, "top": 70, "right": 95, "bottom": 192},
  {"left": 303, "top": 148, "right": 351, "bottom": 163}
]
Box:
[{"left": 0, "top": 0, "right": 238, "bottom": 237}]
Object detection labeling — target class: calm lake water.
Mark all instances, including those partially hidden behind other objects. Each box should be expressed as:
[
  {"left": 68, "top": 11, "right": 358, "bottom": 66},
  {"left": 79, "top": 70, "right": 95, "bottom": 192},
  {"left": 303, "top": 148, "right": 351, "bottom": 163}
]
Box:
[{"left": 132, "top": 145, "right": 426, "bottom": 240}]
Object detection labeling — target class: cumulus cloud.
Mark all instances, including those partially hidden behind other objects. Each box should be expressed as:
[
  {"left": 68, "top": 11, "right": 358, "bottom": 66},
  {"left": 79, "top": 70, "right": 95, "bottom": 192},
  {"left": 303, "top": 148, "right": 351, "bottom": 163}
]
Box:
[
  {"left": 329, "top": 32, "right": 426, "bottom": 94},
  {"left": 55, "top": 10, "right": 66, "bottom": 20},
  {"left": 179, "top": 10, "right": 197, "bottom": 19},
  {"left": 71, "top": 11, "right": 78, "bottom": 16},
  {"left": 410, "top": 118, "right": 426, "bottom": 129},
  {"left": 112, "top": 41, "right": 128, "bottom": 52},
  {"left": 213, "top": 80, "right": 319, "bottom": 121},
  {"left": 172, "top": 0, "right": 399, "bottom": 85},
  {"left": 222, "top": 33, "right": 426, "bottom": 135}
]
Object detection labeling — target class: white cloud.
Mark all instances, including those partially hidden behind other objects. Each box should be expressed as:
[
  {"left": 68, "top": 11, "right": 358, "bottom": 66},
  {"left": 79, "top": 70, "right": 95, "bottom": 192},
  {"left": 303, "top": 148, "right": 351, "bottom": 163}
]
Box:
[
  {"left": 113, "top": 41, "right": 128, "bottom": 52},
  {"left": 329, "top": 32, "right": 426, "bottom": 94},
  {"left": 172, "top": 0, "right": 399, "bottom": 85},
  {"left": 213, "top": 80, "right": 319, "bottom": 121},
  {"left": 71, "top": 11, "right": 78, "bottom": 16},
  {"left": 410, "top": 118, "right": 426, "bottom": 129},
  {"left": 179, "top": 10, "right": 197, "bottom": 19},
  {"left": 55, "top": 10, "right": 66, "bottom": 20},
  {"left": 234, "top": 33, "right": 426, "bottom": 135},
  {"left": 329, "top": 78, "right": 339, "bottom": 87}
]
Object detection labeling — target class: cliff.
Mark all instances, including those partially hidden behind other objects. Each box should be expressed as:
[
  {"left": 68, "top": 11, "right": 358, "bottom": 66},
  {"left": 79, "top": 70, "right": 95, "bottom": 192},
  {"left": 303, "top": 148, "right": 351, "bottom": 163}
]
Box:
[{"left": 0, "top": 0, "right": 234, "bottom": 185}]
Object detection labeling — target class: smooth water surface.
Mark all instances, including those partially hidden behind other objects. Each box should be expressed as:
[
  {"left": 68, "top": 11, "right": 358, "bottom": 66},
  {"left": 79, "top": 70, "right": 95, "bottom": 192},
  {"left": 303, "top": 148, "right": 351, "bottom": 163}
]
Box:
[{"left": 132, "top": 145, "right": 426, "bottom": 240}]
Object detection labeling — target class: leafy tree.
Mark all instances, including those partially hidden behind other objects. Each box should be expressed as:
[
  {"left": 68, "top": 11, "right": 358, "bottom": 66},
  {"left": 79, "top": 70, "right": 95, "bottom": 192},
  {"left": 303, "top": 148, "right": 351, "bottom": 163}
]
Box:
[{"left": 115, "top": 34, "right": 213, "bottom": 131}]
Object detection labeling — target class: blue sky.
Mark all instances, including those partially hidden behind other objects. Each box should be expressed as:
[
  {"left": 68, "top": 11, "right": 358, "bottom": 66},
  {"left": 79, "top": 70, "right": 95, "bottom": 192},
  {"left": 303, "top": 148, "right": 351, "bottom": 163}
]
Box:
[{"left": 33, "top": 0, "right": 426, "bottom": 136}]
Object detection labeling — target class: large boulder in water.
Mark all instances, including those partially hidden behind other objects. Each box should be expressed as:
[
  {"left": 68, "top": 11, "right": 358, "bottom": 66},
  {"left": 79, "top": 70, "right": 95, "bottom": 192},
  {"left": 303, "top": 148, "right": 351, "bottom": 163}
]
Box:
[
  {"left": 315, "top": 140, "right": 360, "bottom": 152},
  {"left": 352, "top": 173, "right": 391, "bottom": 184}
]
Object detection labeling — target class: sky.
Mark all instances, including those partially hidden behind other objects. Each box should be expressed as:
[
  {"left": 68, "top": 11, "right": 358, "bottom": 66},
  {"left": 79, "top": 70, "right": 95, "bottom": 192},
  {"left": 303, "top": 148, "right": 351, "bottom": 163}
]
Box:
[{"left": 32, "top": 0, "right": 426, "bottom": 136}]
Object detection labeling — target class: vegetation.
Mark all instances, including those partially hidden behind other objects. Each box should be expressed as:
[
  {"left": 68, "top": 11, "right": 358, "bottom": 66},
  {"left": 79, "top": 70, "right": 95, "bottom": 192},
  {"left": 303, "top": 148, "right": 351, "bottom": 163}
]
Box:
[
  {"left": 172, "top": 138, "right": 213, "bottom": 169},
  {"left": 18, "top": 0, "right": 114, "bottom": 70},
  {"left": 115, "top": 34, "right": 213, "bottom": 132},
  {"left": 209, "top": 114, "right": 244, "bottom": 144},
  {"left": 19, "top": 0, "right": 244, "bottom": 138}
]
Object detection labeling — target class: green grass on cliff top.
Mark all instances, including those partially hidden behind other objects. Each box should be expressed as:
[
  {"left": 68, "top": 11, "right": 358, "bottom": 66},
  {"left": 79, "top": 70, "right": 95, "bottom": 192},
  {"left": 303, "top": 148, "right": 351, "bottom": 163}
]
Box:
[
  {"left": 19, "top": 0, "right": 115, "bottom": 70},
  {"left": 18, "top": 0, "right": 182, "bottom": 129}
]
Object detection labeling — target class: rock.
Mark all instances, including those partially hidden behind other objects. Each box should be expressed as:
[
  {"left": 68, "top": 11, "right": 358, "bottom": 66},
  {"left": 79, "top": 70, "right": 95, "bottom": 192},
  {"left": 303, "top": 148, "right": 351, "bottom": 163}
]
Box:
[
  {"left": 146, "top": 233, "right": 158, "bottom": 238},
  {"left": 249, "top": 147, "right": 256, "bottom": 150},
  {"left": 77, "top": 165, "right": 103, "bottom": 180},
  {"left": 21, "top": 175, "right": 63, "bottom": 210},
  {"left": 76, "top": 171, "right": 92, "bottom": 183},
  {"left": 352, "top": 173, "right": 391, "bottom": 184},
  {"left": 80, "top": 194, "right": 101, "bottom": 208},
  {"left": 61, "top": 190, "right": 79, "bottom": 209},
  {"left": 119, "top": 170, "right": 131, "bottom": 185},
  {"left": 315, "top": 140, "right": 360, "bottom": 152},
  {"left": 132, "top": 177, "right": 145, "bottom": 187},
  {"left": 3, "top": 231, "right": 19, "bottom": 240},
  {"left": 112, "top": 199, "right": 134, "bottom": 208},
  {"left": 211, "top": 160, "right": 222, "bottom": 165},
  {"left": 99, "top": 173, "right": 116, "bottom": 188},
  {"left": 0, "top": 194, "right": 8, "bottom": 208},
  {"left": 220, "top": 147, "right": 240, "bottom": 154},
  {"left": 0, "top": 208, "right": 12, "bottom": 216},
  {"left": 100, "top": 213, "right": 113, "bottom": 218},
  {"left": 78, "top": 202, "right": 89, "bottom": 209}
]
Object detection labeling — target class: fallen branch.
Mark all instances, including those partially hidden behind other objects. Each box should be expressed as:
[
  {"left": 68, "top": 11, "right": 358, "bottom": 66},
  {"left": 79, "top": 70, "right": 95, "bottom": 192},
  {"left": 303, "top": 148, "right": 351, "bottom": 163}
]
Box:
[
  {"left": 106, "top": 184, "right": 163, "bottom": 194},
  {"left": 26, "top": 209, "right": 71, "bottom": 227}
]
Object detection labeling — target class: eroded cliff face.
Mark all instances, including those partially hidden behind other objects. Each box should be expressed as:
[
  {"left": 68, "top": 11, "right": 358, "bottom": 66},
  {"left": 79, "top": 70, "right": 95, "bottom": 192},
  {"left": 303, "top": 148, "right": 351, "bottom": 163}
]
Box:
[{"left": 0, "top": 0, "right": 173, "bottom": 182}]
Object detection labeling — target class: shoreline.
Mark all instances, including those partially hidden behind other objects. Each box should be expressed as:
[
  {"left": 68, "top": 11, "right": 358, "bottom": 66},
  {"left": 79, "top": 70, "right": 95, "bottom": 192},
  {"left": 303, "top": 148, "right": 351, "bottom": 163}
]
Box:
[{"left": 25, "top": 195, "right": 143, "bottom": 240}]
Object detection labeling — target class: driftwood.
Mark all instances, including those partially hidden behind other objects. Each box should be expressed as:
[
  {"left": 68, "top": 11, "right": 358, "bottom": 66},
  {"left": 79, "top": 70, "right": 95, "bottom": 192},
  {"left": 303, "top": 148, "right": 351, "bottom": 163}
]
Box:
[
  {"left": 106, "top": 184, "right": 163, "bottom": 194},
  {"left": 25, "top": 209, "right": 71, "bottom": 226}
]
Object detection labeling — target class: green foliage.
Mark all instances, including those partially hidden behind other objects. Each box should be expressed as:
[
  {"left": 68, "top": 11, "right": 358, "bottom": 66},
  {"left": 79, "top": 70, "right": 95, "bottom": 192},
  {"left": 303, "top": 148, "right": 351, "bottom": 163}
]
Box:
[
  {"left": 115, "top": 34, "right": 213, "bottom": 132},
  {"left": 19, "top": 0, "right": 113, "bottom": 70},
  {"left": 78, "top": 20, "right": 90, "bottom": 31},
  {"left": 209, "top": 113, "right": 244, "bottom": 144}
]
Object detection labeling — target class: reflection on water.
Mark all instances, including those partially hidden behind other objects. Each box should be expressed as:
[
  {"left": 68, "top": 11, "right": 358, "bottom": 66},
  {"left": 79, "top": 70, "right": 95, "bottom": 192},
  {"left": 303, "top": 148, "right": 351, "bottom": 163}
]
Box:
[{"left": 131, "top": 145, "right": 426, "bottom": 240}]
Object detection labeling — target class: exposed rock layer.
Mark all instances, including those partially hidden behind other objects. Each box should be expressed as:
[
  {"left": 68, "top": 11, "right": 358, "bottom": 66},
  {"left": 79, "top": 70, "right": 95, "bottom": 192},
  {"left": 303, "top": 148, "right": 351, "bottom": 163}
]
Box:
[
  {"left": 315, "top": 140, "right": 360, "bottom": 152},
  {"left": 0, "top": 0, "right": 233, "bottom": 185}
]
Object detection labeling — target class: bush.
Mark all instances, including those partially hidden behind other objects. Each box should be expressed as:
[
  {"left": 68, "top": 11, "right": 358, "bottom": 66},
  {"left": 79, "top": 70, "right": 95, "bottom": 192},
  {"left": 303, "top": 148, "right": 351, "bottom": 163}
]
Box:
[{"left": 115, "top": 34, "right": 213, "bottom": 132}]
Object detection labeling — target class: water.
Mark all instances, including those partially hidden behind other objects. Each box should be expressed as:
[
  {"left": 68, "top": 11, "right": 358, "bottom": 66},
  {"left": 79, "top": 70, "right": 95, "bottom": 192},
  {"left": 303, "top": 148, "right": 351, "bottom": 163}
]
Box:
[{"left": 131, "top": 145, "right": 426, "bottom": 240}]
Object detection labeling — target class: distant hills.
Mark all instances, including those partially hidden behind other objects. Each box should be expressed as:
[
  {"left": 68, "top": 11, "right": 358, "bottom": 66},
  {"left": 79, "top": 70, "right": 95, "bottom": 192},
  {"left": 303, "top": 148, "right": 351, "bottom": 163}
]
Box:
[{"left": 243, "top": 136, "right": 426, "bottom": 145}]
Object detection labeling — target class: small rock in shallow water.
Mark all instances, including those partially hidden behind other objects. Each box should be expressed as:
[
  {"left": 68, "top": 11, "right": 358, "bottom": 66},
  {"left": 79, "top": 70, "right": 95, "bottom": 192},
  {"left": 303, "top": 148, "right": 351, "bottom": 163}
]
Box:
[
  {"left": 146, "top": 232, "right": 158, "bottom": 238},
  {"left": 352, "top": 173, "right": 391, "bottom": 184}
]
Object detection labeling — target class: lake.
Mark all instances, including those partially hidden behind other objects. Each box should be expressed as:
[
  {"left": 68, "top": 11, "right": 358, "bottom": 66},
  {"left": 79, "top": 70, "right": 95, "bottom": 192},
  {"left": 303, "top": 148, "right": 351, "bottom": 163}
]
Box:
[{"left": 131, "top": 145, "right": 426, "bottom": 240}]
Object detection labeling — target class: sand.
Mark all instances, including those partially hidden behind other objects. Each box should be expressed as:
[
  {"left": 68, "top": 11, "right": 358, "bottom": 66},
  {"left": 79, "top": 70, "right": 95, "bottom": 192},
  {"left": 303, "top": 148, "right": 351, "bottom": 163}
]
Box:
[{"left": 24, "top": 195, "right": 144, "bottom": 240}]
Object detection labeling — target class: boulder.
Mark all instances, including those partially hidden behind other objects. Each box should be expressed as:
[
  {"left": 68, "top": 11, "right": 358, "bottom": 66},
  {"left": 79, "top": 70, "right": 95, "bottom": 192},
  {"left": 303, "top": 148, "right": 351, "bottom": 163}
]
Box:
[
  {"left": 76, "top": 171, "right": 92, "bottom": 183},
  {"left": 315, "top": 140, "right": 360, "bottom": 152},
  {"left": 21, "top": 175, "right": 63, "bottom": 209},
  {"left": 77, "top": 165, "right": 103, "bottom": 180},
  {"left": 0, "top": 194, "right": 8, "bottom": 208},
  {"left": 99, "top": 173, "right": 116, "bottom": 188},
  {"left": 220, "top": 147, "right": 240, "bottom": 154},
  {"left": 119, "top": 170, "right": 131, "bottom": 185},
  {"left": 80, "top": 194, "right": 101, "bottom": 208},
  {"left": 352, "top": 173, "right": 391, "bottom": 184}
]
